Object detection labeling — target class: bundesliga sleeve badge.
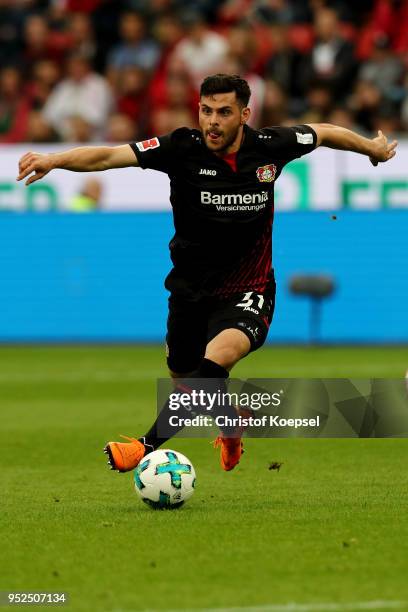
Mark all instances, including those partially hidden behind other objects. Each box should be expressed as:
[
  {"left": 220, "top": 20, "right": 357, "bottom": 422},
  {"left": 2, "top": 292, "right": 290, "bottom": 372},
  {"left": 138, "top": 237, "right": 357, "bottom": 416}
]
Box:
[
  {"left": 136, "top": 137, "right": 160, "bottom": 152},
  {"left": 256, "top": 164, "right": 277, "bottom": 183}
]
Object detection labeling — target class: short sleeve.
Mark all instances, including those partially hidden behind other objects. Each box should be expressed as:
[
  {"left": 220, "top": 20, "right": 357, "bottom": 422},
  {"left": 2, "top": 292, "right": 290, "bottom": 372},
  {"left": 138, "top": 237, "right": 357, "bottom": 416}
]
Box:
[
  {"left": 260, "top": 124, "right": 317, "bottom": 164},
  {"left": 130, "top": 134, "right": 174, "bottom": 173}
]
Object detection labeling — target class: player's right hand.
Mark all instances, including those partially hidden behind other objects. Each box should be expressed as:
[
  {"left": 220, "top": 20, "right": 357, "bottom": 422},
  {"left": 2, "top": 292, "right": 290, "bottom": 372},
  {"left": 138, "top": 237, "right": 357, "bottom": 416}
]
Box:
[{"left": 17, "top": 152, "right": 54, "bottom": 186}]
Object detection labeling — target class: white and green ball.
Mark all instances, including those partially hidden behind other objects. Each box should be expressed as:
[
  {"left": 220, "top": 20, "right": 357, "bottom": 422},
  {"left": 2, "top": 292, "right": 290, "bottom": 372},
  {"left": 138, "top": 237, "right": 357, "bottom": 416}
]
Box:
[{"left": 133, "top": 449, "right": 196, "bottom": 509}]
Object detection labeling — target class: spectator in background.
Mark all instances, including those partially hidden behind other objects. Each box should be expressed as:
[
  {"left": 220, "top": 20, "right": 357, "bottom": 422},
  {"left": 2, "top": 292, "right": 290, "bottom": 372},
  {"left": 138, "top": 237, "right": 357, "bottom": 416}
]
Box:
[
  {"left": 264, "top": 24, "right": 304, "bottom": 102},
  {"left": 328, "top": 106, "right": 358, "bottom": 131},
  {"left": 217, "top": 0, "right": 294, "bottom": 25},
  {"left": 24, "top": 59, "right": 60, "bottom": 142},
  {"left": 251, "top": 0, "right": 294, "bottom": 25},
  {"left": 373, "top": 107, "right": 401, "bottom": 138},
  {"left": 152, "top": 12, "right": 184, "bottom": 67},
  {"left": 301, "top": 0, "right": 366, "bottom": 23},
  {"left": 150, "top": 106, "right": 195, "bottom": 134},
  {"left": 301, "top": 7, "right": 356, "bottom": 100},
  {"left": 260, "top": 78, "right": 289, "bottom": 126},
  {"left": 0, "top": 1, "right": 24, "bottom": 66},
  {"left": 42, "top": 53, "right": 113, "bottom": 141},
  {"left": 147, "top": 15, "right": 186, "bottom": 119},
  {"left": 367, "top": 0, "right": 397, "bottom": 40},
  {"left": 226, "top": 23, "right": 260, "bottom": 73},
  {"left": 358, "top": 33, "right": 404, "bottom": 104},
  {"left": 27, "top": 59, "right": 60, "bottom": 111},
  {"left": 115, "top": 65, "right": 149, "bottom": 125},
  {"left": 217, "top": 0, "right": 254, "bottom": 25},
  {"left": 222, "top": 23, "right": 266, "bottom": 127},
  {"left": 47, "top": 1, "right": 70, "bottom": 33},
  {"left": 22, "top": 14, "right": 65, "bottom": 71},
  {"left": 106, "top": 12, "right": 160, "bottom": 87},
  {"left": 0, "top": 0, "right": 406, "bottom": 142},
  {"left": 349, "top": 79, "right": 383, "bottom": 133},
  {"left": 84, "top": 0, "right": 123, "bottom": 71},
  {"left": 172, "top": 0, "right": 221, "bottom": 22},
  {"left": 0, "top": 66, "right": 31, "bottom": 143},
  {"left": 106, "top": 113, "right": 138, "bottom": 142},
  {"left": 129, "top": 0, "right": 223, "bottom": 20},
  {"left": 125, "top": 0, "right": 173, "bottom": 18},
  {"left": 148, "top": 54, "right": 198, "bottom": 129},
  {"left": 68, "top": 177, "right": 103, "bottom": 212},
  {"left": 171, "top": 13, "right": 228, "bottom": 87},
  {"left": 26, "top": 111, "right": 55, "bottom": 142},
  {"left": 66, "top": 12, "right": 97, "bottom": 64},
  {"left": 164, "top": 71, "right": 198, "bottom": 114},
  {"left": 283, "top": 0, "right": 313, "bottom": 22},
  {"left": 149, "top": 66, "right": 198, "bottom": 134},
  {"left": 300, "top": 80, "right": 333, "bottom": 123}
]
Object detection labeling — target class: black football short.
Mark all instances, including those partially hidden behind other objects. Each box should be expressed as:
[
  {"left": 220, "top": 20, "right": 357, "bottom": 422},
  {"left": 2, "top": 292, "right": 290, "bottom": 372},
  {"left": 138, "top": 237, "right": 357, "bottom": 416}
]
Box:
[{"left": 166, "top": 277, "right": 276, "bottom": 373}]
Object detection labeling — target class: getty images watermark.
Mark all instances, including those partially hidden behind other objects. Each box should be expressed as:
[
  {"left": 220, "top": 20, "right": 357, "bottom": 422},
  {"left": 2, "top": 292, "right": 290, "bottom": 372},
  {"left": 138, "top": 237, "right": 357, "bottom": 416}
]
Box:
[
  {"left": 156, "top": 378, "right": 408, "bottom": 438},
  {"left": 166, "top": 388, "right": 320, "bottom": 430}
]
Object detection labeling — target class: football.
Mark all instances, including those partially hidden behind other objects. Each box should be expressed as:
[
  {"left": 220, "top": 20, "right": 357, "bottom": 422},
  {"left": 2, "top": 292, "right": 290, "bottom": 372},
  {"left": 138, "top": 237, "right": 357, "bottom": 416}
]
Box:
[{"left": 133, "top": 449, "right": 196, "bottom": 509}]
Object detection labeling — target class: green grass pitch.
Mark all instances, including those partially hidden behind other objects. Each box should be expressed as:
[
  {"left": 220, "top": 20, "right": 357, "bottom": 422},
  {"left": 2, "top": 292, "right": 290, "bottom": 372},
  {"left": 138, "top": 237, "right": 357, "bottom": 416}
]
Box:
[{"left": 1, "top": 346, "right": 408, "bottom": 612}]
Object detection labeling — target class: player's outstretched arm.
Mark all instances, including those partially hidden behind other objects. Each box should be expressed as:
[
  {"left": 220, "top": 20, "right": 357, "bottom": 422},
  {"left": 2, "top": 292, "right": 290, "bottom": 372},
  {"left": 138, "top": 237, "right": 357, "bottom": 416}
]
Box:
[
  {"left": 307, "top": 124, "right": 398, "bottom": 166},
  {"left": 17, "top": 144, "right": 138, "bottom": 186}
]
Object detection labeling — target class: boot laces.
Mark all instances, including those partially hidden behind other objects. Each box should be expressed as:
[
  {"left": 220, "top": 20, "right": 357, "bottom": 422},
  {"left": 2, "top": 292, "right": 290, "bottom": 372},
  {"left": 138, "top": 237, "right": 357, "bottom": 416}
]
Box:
[{"left": 213, "top": 436, "right": 222, "bottom": 449}]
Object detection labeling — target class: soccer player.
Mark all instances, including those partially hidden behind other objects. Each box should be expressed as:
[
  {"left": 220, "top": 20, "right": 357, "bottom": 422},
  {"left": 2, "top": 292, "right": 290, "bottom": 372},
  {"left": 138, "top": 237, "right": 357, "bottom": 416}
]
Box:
[{"left": 17, "top": 74, "right": 397, "bottom": 472}]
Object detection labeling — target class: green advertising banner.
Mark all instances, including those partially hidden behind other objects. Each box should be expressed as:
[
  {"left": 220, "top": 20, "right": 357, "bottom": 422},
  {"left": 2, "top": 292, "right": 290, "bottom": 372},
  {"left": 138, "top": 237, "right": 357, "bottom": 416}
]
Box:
[{"left": 1, "top": 143, "right": 407, "bottom": 211}]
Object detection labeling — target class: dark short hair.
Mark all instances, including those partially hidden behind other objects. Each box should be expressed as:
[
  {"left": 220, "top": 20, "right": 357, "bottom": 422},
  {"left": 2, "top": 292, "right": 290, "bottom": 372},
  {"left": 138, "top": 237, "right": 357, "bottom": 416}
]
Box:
[{"left": 200, "top": 74, "right": 251, "bottom": 107}]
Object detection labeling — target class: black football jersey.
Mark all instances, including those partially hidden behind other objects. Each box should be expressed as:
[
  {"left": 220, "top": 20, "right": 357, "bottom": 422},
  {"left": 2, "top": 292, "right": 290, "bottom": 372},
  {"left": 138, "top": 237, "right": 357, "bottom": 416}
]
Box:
[{"left": 130, "top": 124, "right": 316, "bottom": 298}]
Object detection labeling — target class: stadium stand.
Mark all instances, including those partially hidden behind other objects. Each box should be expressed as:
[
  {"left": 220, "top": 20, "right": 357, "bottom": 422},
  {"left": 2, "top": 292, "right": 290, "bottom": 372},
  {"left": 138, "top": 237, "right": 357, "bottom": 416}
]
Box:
[{"left": 0, "top": 0, "right": 407, "bottom": 143}]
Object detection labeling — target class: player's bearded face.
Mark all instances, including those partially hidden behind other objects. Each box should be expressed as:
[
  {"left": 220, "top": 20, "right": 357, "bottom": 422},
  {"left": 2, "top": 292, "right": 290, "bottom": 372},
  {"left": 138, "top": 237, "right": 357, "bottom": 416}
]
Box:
[{"left": 199, "top": 93, "right": 248, "bottom": 153}]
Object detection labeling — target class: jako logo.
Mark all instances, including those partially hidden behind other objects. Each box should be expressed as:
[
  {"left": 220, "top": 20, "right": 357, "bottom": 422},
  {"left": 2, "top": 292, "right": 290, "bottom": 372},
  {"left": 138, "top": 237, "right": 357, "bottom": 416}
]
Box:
[
  {"left": 199, "top": 169, "right": 217, "bottom": 176},
  {"left": 201, "top": 191, "right": 268, "bottom": 205}
]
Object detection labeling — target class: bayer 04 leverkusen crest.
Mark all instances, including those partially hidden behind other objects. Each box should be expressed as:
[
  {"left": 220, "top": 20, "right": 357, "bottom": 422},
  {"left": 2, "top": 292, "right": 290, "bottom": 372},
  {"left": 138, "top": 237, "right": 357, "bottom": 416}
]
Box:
[{"left": 256, "top": 164, "right": 277, "bottom": 183}]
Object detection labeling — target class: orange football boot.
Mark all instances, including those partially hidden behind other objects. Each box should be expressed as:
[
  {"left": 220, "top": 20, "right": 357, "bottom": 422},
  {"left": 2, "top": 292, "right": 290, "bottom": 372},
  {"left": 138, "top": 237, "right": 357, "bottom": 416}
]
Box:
[
  {"left": 104, "top": 435, "right": 146, "bottom": 472},
  {"left": 213, "top": 407, "right": 253, "bottom": 471},
  {"left": 213, "top": 436, "right": 244, "bottom": 471}
]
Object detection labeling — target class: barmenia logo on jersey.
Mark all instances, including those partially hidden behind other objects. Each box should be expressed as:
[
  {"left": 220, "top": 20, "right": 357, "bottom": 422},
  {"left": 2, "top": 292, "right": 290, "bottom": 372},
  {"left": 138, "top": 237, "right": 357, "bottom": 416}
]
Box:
[
  {"left": 200, "top": 191, "right": 268, "bottom": 206},
  {"left": 256, "top": 164, "right": 277, "bottom": 183}
]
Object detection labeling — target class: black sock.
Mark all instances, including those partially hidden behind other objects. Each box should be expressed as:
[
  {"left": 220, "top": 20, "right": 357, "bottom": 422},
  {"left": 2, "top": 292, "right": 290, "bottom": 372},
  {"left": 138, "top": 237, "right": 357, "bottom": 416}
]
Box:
[
  {"left": 141, "top": 358, "right": 238, "bottom": 451},
  {"left": 189, "top": 358, "right": 238, "bottom": 435}
]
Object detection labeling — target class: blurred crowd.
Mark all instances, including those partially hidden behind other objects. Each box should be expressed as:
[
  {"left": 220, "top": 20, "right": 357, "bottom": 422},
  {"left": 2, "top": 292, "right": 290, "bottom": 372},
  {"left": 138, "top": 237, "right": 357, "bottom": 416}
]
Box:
[{"left": 1, "top": 0, "right": 408, "bottom": 144}]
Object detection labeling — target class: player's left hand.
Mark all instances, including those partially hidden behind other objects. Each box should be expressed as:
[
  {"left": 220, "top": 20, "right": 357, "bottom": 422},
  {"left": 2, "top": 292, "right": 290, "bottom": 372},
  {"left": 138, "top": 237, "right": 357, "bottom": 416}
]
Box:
[{"left": 369, "top": 130, "right": 398, "bottom": 166}]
